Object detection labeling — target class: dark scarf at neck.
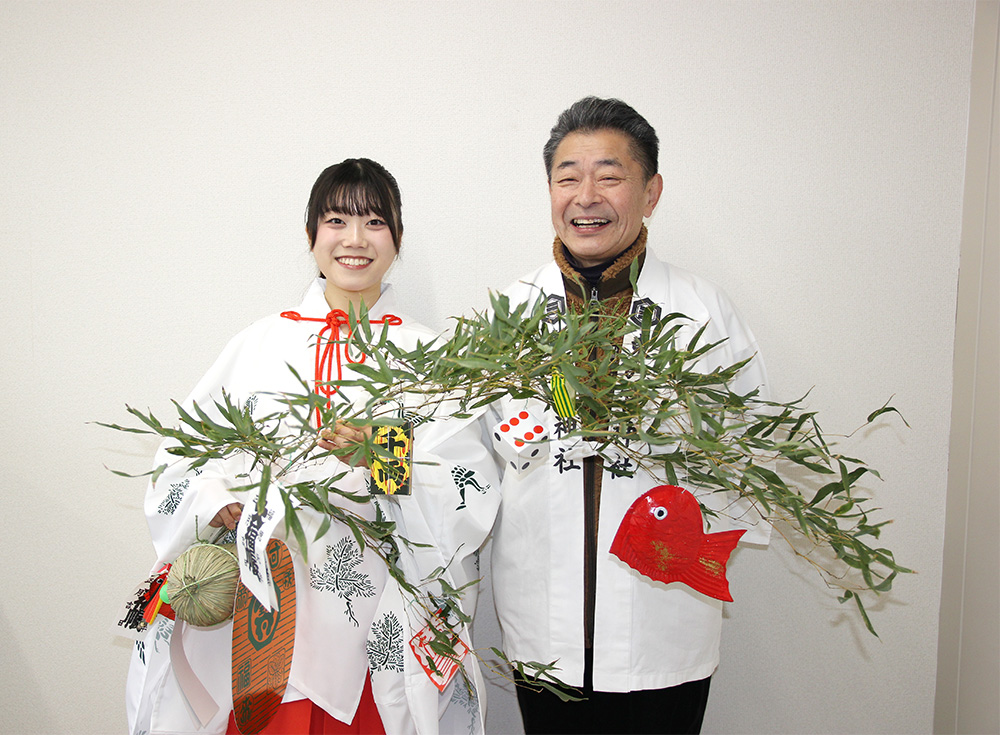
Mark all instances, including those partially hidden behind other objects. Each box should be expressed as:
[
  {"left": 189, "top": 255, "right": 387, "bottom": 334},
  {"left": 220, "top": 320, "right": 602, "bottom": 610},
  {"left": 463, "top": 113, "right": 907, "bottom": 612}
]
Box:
[{"left": 553, "top": 225, "right": 647, "bottom": 306}]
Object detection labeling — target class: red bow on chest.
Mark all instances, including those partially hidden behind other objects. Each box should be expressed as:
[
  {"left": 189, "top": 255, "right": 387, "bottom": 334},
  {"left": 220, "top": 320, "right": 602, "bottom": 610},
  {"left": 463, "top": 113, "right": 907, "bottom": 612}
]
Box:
[{"left": 280, "top": 308, "right": 402, "bottom": 427}]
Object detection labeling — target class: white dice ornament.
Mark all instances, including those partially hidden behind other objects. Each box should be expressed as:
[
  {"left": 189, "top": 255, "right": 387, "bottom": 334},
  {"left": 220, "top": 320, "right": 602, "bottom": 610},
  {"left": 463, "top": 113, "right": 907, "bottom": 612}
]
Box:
[{"left": 492, "top": 410, "right": 549, "bottom": 475}]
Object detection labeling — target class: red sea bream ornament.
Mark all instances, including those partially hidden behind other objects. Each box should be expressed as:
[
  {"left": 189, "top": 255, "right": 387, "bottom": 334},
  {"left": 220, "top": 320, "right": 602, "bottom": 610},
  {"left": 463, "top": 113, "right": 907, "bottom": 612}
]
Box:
[{"left": 610, "top": 485, "right": 745, "bottom": 602}]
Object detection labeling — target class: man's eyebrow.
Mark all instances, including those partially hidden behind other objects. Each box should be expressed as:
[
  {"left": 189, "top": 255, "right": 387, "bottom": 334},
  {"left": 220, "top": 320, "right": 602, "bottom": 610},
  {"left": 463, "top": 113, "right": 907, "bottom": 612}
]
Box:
[{"left": 554, "top": 157, "right": 624, "bottom": 171}]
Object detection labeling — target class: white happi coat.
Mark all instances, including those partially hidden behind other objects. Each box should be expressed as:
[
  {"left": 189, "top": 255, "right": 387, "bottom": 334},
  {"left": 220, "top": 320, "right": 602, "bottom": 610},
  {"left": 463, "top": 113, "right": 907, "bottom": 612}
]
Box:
[
  {"left": 125, "top": 280, "right": 498, "bottom": 735},
  {"left": 489, "top": 251, "right": 771, "bottom": 693}
]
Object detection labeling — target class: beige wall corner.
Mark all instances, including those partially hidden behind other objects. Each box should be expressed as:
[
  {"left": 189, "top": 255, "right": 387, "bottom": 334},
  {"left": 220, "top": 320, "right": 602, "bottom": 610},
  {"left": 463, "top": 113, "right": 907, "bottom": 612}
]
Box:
[{"left": 935, "top": 2, "right": 1000, "bottom": 734}]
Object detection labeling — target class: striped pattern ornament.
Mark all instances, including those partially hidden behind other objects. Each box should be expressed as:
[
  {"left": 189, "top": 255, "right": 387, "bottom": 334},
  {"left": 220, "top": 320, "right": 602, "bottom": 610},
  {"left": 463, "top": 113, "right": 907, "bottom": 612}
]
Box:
[
  {"left": 231, "top": 539, "right": 296, "bottom": 735},
  {"left": 549, "top": 369, "right": 576, "bottom": 419}
]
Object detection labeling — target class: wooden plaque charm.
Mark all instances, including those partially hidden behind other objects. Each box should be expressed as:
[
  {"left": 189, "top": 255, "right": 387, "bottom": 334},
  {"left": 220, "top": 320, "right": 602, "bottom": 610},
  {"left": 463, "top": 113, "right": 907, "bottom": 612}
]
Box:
[{"left": 231, "top": 539, "right": 296, "bottom": 734}]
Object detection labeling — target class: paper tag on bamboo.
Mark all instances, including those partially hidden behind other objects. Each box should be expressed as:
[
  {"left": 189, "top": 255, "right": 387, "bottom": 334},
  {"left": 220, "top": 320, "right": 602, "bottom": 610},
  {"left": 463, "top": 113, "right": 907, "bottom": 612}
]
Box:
[
  {"left": 236, "top": 486, "right": 284, "bottom": 610},
  {"left": 408, "top": 616, "right": 468, "bottom": 692},
  {"left": 369, "top": 423, "right": 413, "bottom": 496}
]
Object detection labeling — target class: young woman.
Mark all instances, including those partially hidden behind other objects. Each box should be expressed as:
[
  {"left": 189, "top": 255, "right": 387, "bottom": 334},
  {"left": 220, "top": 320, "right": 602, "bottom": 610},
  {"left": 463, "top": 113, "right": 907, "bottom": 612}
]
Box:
[{"left": 125, "top": 159, "right": 498, "bottom": 735}]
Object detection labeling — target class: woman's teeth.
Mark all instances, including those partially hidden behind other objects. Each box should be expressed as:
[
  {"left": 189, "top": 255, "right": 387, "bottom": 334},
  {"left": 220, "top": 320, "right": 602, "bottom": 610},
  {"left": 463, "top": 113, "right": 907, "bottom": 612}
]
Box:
[{"left": 337, "top": 257, "right": 371, "bottom": 266}]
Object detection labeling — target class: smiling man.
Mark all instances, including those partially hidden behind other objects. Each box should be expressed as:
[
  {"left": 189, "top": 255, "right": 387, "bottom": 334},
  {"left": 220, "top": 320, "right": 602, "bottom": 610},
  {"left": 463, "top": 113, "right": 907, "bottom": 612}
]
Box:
[
  {"left": 488, "top": 97, "right": 771, "bottom": 735},
  {"left": 548, "top": 125, "right": 662, "bottom": 271}
]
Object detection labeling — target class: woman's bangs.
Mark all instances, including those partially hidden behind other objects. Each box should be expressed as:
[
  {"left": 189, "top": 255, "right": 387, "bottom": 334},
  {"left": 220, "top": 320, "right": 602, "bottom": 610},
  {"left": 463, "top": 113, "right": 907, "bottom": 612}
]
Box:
[{"left": 323, "top": 182, "right": 389, "bottom": 221}]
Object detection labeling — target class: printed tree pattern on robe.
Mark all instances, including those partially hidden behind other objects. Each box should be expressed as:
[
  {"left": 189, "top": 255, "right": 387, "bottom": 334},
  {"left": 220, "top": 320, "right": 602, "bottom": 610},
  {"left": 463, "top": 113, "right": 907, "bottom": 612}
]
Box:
[
  {"left": 448, "top": 675, "right": 480, "bottom": 735},
  {"left": 309, "top": 536, "right": 376, "bottom": 626},
  {"left": 135, "top": 640, "right": 146, "bottom": 666},
  {"left": 156, "top": 479, "right": 189, "bottom": 515},
  {"left": 153, "top": 617, "right": 173, "bottom": 653},
  {"left": 451, "top": 465, "right": 492, "bottom": 510},
  {"left": 366, "top": 612, "right": 405, "bottom": 672}
]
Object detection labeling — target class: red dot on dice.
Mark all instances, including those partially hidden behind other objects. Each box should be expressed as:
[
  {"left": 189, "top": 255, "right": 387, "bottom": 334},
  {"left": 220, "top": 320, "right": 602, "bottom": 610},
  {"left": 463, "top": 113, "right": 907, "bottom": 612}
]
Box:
[
  {"left": 510, "top": 417, "right": 520, "bottom": 426},
  {"left": 519, "top": 411, "right": 529, "bottom": 419},
  {"left": 524, "top": 432, "right": 534, "bottom": 440},
  {"left": 501, "top": 424, "right": 510, "bottom": 432},
  {"left": 534, "top": 425, "right": 544, "bottom": 433},
  {"left": 515, "top": 439, "right": 524, "bottom": 447}
]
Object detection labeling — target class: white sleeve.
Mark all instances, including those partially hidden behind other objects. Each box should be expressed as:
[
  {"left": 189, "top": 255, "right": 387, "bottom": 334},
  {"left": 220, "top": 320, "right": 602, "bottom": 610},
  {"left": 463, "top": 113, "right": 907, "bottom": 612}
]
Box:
[
  {"left": 377, "top": 408, "right": 500, "bottom": 616},
  {"left": 144, "top": 332, "right": 255, "bottom": 568}
]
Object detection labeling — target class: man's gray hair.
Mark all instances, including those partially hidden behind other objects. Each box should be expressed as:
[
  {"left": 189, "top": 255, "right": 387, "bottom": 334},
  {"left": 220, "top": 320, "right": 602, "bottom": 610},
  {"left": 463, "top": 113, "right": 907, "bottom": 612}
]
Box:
[{"left": 543, "top": 96, "right": 659, "bottom": 182}]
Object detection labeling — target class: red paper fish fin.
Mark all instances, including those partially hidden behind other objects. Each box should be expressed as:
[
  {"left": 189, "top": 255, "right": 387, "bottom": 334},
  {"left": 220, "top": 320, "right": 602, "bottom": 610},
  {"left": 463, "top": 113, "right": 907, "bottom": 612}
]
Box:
[
  {"left": 609, "top": 522, "right": 631, "bottom": 563},
  {"left": 675, "top": 529, "right": 746, "bottom": 602}
]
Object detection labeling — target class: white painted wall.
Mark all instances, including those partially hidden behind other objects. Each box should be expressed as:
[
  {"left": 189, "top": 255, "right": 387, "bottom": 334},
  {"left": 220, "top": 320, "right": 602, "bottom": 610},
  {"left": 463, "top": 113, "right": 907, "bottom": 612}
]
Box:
[{"left": 0, "top": 2, "right": 974, "bottom": 733}]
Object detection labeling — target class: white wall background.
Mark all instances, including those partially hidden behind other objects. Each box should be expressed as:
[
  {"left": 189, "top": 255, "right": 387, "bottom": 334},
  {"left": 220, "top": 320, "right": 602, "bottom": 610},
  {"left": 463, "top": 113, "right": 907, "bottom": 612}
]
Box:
[{"left": 0, "top": 2, "right": 975, "bottom": 733}]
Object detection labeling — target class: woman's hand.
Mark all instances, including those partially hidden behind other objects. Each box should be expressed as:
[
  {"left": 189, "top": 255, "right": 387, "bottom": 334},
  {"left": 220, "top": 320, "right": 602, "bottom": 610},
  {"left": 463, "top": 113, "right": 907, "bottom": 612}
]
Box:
[
  {"left": 318, "top": 420, "right": 372, "bottom": 467},
  {"left": 209, "top": 502, "right": 244, "bottom": 530}
]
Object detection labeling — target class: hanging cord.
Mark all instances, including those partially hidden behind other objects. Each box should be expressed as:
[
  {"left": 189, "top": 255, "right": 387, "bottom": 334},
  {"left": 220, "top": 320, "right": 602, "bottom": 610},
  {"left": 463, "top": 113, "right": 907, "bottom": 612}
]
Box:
[{"left": 280, "top": 309, "right": 402, "bottom": 427}]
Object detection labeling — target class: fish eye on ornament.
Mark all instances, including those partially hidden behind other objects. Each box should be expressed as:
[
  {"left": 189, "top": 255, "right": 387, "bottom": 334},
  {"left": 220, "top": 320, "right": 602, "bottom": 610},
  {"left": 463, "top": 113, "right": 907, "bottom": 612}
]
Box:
[{"left": 652, "top": 506, "right": 668, "bottom": 520}]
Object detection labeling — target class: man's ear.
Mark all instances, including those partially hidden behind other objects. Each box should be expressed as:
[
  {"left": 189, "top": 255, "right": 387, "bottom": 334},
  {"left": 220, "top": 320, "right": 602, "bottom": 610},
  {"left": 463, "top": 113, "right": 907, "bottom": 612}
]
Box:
[{"left": 644, "top": 174, "right": 664, "bottom": 217}]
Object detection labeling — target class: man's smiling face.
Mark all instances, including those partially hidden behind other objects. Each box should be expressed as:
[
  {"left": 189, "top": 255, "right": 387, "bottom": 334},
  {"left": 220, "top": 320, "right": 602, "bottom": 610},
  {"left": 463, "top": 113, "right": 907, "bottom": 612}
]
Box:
[{"left": 548, "top": 128, "right": 663, "bottom": 268}]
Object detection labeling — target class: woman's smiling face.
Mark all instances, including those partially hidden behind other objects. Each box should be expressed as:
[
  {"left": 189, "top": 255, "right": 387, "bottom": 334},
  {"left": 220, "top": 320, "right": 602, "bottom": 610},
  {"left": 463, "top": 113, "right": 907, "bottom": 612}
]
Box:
[{"left": 311, "top": 210, "right": 396, "bottom": 310}]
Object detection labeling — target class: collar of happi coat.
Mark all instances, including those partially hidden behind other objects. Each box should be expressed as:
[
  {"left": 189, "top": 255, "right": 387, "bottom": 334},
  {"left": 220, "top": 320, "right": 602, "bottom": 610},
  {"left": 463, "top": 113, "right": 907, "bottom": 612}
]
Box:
[{"left": 553, "top": 225, "right": 648, "bottom": 303}]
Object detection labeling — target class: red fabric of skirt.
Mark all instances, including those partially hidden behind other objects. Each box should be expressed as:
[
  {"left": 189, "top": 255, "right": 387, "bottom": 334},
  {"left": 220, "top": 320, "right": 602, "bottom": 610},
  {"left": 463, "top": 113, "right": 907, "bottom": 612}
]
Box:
[{"left": 226, "top": 674, "right": 385, "bottom": 735}]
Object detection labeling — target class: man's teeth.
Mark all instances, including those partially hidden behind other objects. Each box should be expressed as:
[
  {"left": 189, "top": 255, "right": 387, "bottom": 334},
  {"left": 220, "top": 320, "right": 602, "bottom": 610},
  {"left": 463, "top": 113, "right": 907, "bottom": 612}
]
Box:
[
  {"left": 337, "top": 257, "right": 371, "bottom": 266},
  {"left": 573, "top": 218, "right": 610, "bottom": 227}
]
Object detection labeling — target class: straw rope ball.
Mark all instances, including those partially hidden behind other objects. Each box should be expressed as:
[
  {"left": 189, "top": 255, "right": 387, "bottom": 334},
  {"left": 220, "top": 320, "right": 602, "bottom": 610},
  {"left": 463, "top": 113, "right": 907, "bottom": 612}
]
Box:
[{"left": 166, "top": 543, "right": 240, "bottom": 627}]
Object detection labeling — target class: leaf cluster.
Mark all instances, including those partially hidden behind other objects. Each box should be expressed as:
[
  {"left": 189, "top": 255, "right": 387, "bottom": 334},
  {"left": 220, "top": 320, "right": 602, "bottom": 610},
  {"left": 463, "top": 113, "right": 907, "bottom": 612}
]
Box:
[
  {"left": 341, "top": 288, "right": 911, "bottom": 635},
  {"left": 104, "top": 283, "right": 910, "bottom": 699}
]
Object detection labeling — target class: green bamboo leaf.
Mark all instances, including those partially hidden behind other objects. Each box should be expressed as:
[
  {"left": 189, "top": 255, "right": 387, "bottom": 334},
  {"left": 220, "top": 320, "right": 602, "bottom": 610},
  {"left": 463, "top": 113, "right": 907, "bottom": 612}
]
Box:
[
  {"left": 685, "top": 393, "right": 702, "bottom": 435},
  {"left": 867, "top": 401, "right": 909, "bottom": 427},
  {"left": 448, "top": 356, "right": 503, "bottom": 370},
  {"left": 314, "top": 514, "right": 332, "bottom": 542},
  {"left": 94, "top": 420, "right": 155, "bottom": 435},
  {"left": 871, "top": 570, "right": 898, "bottom": 593},
  {"left": 345, "top": 517, "right": 367, "bottom": 553},
  {"left": 108, "top": 467, "right": 154, "bottom": 479},
  {"left": 851, "top": 591, "right": 878, "bottom": 637},
  {"left": 663, "top": 460, "right": 679, "bottom": 486},
  {"left": 256, "top": 463, "right": 271, "bottom": 514},
  {"left": 809, "top": 480, "right": 842, "bottom": 507},
  {"left": 149, "top": 463, "right": 167, "bottom": 483},
  {"left": 834, "top": 499, "right": 856, "bottom": 516}
]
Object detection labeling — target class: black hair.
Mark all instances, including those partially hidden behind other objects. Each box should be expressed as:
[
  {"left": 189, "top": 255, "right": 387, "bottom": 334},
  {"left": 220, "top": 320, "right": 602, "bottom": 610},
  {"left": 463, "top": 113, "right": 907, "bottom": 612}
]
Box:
[
  {"left": 305, "top": 158, "right": 403, "bottom": 251},
  {"left": 543, "top": 96, "right": 659, "bottom": 182}
]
